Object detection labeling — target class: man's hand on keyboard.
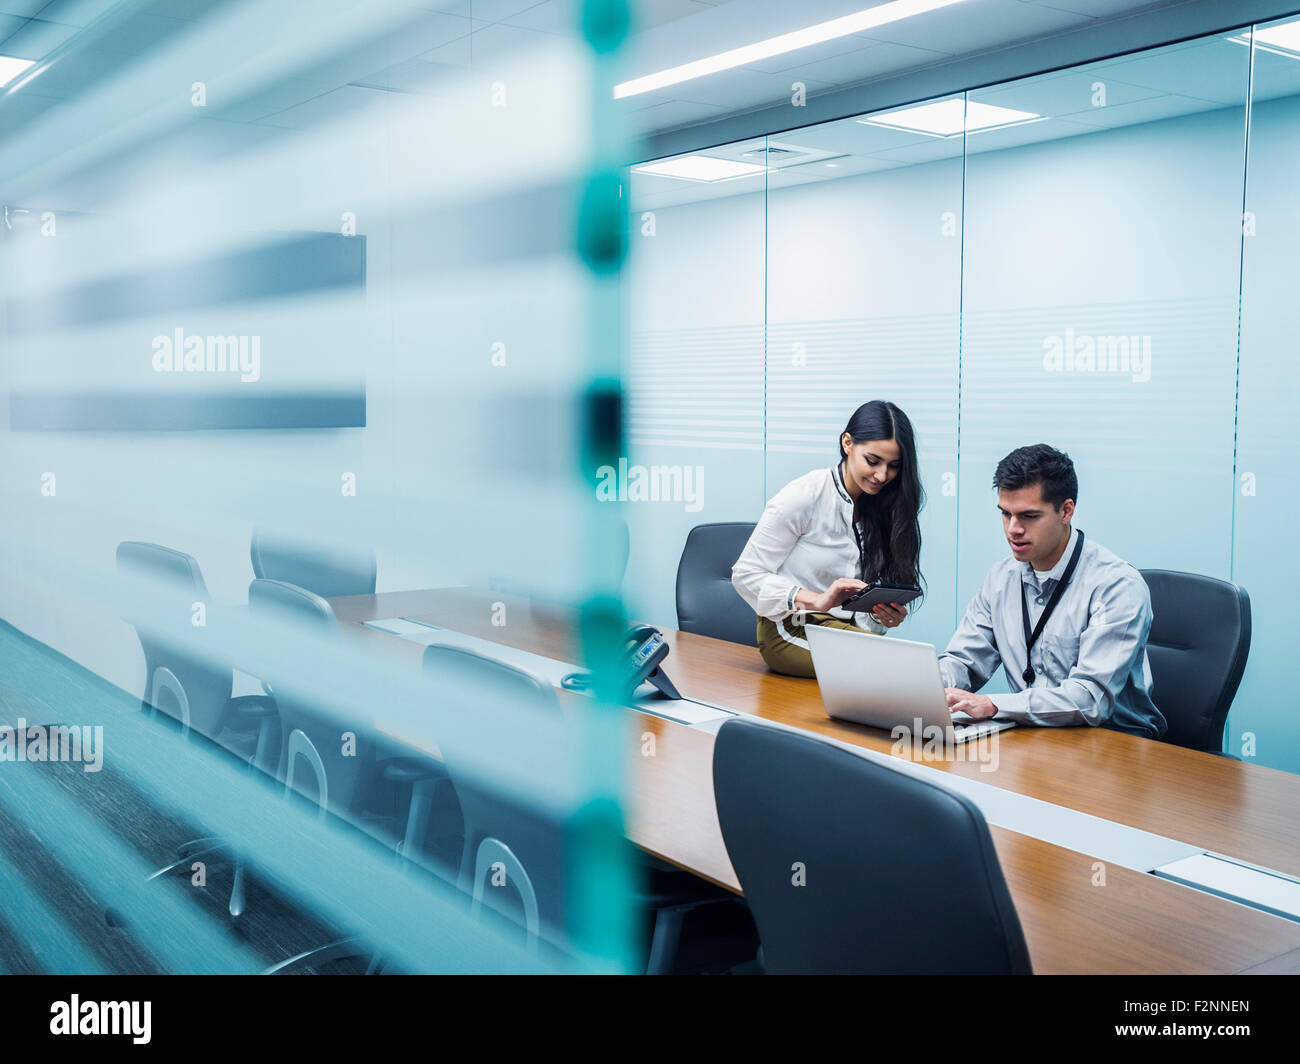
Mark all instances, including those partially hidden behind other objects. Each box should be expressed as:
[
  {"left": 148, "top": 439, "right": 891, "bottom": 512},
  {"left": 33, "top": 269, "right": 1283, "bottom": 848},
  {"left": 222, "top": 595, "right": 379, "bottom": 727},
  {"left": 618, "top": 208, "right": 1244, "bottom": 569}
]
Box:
[{"left": 945, "top": 688, "right": 998, "bottom": 720}]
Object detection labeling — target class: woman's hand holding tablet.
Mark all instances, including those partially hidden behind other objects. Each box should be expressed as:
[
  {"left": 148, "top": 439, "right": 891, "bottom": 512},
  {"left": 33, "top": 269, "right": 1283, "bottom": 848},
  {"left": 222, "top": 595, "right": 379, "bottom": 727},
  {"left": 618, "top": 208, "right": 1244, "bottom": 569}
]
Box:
[{"left": 839, "top": 582, "right": 922, "bottom": 628}]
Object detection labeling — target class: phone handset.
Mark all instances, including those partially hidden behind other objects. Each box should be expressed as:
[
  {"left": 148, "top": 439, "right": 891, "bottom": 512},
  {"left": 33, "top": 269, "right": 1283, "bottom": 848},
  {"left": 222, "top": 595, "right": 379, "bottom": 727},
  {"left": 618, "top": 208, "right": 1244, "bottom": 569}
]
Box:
[
  {"left": 622, "top": 624, "right": 681, "bottom": 700},
  {"left": 560, "top": 623, "right": 681, "bottom": 701}
]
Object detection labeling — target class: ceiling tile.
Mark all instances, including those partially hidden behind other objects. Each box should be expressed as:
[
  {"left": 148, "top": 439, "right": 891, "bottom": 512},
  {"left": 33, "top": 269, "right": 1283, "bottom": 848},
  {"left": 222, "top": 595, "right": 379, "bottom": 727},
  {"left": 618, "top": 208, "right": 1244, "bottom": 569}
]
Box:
[
  {"left": 869, "top": 135, "right": 966, "bottom": 164},
  {"left": 0, "top": 10, "right": 26, "bottom": 41},
  {"left": 417, "top": 20, "right": 552, "bottom": 67},
  {"left": 1061, "top": 91, "right": 1235, "bottom": 130},
  {"left": 973, "top": 69, "right": 1164, "bottom": 119},
  {"left": 651, "top": 65, "right": 834, "bottom": 110},
  {"left": 13, "top": 44, "right": 122, "bottom": 97},
  {"left": 576, "top": 0, "right": 719, "bottom": 34},
  {"left": 1023, "top": 0, "right": 1172, "bottom": 17},
  {"left": 0, "top": 87, "right": 61, "bottom": 140},
  {"left": 1250, "top": 47, "right": 1300, "bottom": 105},
  {"left": 774, "top": 40, "right": 951, "bottom": 87},
  {"left": 352, "top": 56, "right": 454, "bottom": 94},
  {"left": 745, "top": 35, "right": 891, "bottom": 76},
  {"left": 0, "top": 1, "right": 48, "bottom": 17},
  {"left": 629, "top": 95, "right": 730, "bottom": 131},
  {"left": 0, "top": 18, "right": 82, "bottom": 61},
  {"left": 162, "top": 0, "right": 238, "bottom": 21},
  {"left": 255, "top": 83, "right": 388, "bottom": 130},
  {"left": 857, "top": 0, "right": 1085, "bottom": 54},
  {"left": 468, "top": 0, "right": 546, "bottom": 22},
  {"left": 213, "top": 76, "right": 350, "bottom": 123},
  {"left": 1090, "top": 37, "right": 1251, "bottom": 106},
  {"left": 961, "top": 112, "right": 1105, "bottom": 154},
  {"left": 31, "top": 0, "right": 121, "bottom": 28},
  {"left": 83, "top": 10, "right": 188, "bottom": 55}
]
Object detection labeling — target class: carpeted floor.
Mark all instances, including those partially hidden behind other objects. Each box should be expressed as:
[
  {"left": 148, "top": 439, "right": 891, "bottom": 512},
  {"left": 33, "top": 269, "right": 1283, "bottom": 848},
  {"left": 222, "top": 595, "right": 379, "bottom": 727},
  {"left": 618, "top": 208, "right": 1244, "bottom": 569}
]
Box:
[{"left": 0, "top": 618, "right": 759, "bottom": 974}]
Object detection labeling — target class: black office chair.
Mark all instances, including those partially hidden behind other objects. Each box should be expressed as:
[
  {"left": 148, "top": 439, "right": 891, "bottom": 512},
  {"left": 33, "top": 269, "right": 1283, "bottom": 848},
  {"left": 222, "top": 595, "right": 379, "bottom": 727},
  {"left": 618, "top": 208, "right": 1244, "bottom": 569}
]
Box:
[
  {"left": 248, "top": 578, "right": 449, "bottom": 851},
  {"left": 713, "top": 717, "right": 1032, "bottom": 974},
  {"left": 249, "top": 578, "right": 451, "bottom": 974},
  {"left": 422, "top": 642, "right": 731, "bottom": 970},
  {"left": 116, "top": 541, "right": 279, "bottom": 918},
  {"left": 117, "top": 542, "right": 278, "bottom": 759},
  {"left": 675, "top": 522, "right": 758, "bottom": 647},
  {"left": 250, "top": 529, "right": 377, "bottom": 600},
  {"left": 422, "top": 643, "right": 570, "bottom": 952},
  {"left": 1140, "top": 569, "right": 1251, "bottom": 754}
]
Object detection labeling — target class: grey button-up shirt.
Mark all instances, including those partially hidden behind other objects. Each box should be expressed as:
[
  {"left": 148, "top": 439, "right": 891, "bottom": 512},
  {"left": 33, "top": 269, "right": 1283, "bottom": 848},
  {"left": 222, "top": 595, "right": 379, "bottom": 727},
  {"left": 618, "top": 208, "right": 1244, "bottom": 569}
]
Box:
[{"left": 938, "top": 527, "right": 1166, "bottom": 738}]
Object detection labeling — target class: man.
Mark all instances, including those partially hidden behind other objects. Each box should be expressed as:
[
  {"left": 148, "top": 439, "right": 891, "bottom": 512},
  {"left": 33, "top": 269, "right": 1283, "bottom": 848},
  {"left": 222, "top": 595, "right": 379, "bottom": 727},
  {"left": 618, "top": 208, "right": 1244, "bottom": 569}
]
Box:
[{"left": 939, "top": 444, "right": 1166, "bottom": 738}]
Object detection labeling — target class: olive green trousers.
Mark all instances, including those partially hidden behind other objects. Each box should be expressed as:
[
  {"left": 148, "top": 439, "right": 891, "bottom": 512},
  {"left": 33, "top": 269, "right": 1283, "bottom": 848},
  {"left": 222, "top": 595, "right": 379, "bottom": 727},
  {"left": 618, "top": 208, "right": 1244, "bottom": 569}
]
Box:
[{"left": 755, "top": 612, "right": 871, "bottom": 679}]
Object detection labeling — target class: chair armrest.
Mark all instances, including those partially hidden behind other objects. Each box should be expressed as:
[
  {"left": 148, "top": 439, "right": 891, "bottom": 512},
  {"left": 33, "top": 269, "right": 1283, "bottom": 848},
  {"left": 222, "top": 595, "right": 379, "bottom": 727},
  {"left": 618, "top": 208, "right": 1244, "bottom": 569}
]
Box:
[
  {"left": 380, "top": 756, "right": 448, "bottom": 784},
  {"left": 225, "top": 693, "right": 278, "bottom": 727}
]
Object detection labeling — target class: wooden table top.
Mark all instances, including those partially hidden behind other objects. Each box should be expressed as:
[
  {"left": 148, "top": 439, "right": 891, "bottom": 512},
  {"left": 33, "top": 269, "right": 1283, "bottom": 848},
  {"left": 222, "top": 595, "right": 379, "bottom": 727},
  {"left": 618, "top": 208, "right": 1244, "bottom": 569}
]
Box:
[{"left": 330, "top": 587, "right": 1300, "bottom": 974}]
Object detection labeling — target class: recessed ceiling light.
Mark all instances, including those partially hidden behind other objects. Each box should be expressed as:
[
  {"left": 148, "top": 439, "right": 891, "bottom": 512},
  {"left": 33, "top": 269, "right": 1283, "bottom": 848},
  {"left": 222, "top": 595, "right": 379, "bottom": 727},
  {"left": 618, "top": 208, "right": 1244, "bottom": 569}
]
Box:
[
  {"left": 615, "top": 0, "right": 968, "bottom": 99},
  {"left": 633, "top": 156, "right": 768, "bottom": 182},
  {"left": 0, "top": 55, "right": 36, "bottom": 89},
  {"left": 1230, "top": 22, "right": 1300, "bottom": 58},
  {"left": 858, "top": 98, "right": 1042, "bottom": 137}
]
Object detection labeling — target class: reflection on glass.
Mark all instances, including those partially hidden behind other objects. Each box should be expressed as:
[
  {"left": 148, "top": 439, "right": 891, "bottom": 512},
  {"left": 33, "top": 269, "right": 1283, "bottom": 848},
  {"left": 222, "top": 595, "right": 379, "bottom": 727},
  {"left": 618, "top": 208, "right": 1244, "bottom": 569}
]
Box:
[
  {"left": 959, "top": 36, "right": 1252, "bottom": 661},
  {"left": 763, "top": 104, "right": 964, "bottom": 650},
  {"left": 624, "top": 21, "right": 1299, "bottom": 774},
  {"left": 1233, "top": 17, "right": 1300, "bottom": 771},
  {"left": 625, "top": 141, "right": 767, "bottom": 627}
]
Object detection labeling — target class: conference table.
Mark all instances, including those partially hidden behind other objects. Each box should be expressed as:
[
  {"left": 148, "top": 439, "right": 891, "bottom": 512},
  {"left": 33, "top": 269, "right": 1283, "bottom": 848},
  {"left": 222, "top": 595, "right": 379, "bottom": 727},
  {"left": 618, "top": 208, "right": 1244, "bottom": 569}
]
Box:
[{"left": 328, "top": 586, "right": 1300, "bottom": 975}]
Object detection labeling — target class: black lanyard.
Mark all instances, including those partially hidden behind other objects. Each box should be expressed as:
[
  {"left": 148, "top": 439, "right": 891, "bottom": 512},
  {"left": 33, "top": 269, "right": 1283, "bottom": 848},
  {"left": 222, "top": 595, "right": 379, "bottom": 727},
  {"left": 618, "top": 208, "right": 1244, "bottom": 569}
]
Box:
[
  {"left": 838, "top": 462, "right": 868, "bottom": 583},
  {"left": 1020, "top": 529, "right": 1085, "bottom": 685}
]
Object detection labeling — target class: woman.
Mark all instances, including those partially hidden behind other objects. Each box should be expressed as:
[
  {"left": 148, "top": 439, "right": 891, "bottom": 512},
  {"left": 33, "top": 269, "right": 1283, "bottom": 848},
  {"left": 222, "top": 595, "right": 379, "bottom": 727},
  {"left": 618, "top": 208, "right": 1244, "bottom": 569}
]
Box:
[{"left": 731, "top": 400, "right": 925, "bottom": 678}]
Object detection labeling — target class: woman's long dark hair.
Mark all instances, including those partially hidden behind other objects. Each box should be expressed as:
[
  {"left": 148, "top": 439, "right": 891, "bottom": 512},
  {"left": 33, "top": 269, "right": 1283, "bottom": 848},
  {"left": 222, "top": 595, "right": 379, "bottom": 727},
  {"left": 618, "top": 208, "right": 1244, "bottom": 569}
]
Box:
[{"left": 839, "top": 401, "right": 925, "bottom": 601}]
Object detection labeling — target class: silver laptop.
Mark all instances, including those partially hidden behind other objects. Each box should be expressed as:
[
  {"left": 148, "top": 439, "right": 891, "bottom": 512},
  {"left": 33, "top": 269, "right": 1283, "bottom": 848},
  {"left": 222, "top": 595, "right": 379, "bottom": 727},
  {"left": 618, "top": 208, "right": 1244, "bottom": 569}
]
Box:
[{"left": 805, "top": 625, "right": 1015, "bottom": 745}]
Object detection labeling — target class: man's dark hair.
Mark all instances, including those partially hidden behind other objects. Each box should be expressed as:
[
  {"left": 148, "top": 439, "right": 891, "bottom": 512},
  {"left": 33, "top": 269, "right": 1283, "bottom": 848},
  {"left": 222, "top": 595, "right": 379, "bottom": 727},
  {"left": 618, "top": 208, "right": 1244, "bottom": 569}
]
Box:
[{"left": 993, "top": 444, "right": 1077, "bottom": 510}]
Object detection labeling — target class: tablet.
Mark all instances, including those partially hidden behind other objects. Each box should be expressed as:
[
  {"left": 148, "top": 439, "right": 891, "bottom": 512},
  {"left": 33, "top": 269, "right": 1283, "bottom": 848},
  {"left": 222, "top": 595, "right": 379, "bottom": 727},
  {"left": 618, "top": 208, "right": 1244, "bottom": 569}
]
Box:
[{"left": 839, "top": 582, "right": 923, "bottom": 613}]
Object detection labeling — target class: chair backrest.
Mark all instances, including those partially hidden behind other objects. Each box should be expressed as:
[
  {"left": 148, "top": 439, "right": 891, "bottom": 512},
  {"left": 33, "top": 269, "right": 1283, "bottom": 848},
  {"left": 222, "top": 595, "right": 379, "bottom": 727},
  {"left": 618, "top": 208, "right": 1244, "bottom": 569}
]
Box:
[
  {"left": 250, "top": 530, "right": 377, "bottom": 600},
  {"left": 1140, "top": 569, "right": 1252, "bottom": 752},
  {"left": 713, "top": 717, "right": 1032, "bottom": 974},
  {"left": 421, "top": 642, "right": 568, "bottom": 946},
  {"left": 675, "top": 522, "right": 758, "bottom": 647},
  {"left": 248, "top": 578, "right": 374, "bottom": 815},
  {"left": 115, "top": 541, "right": 234, "bottom": 741}
]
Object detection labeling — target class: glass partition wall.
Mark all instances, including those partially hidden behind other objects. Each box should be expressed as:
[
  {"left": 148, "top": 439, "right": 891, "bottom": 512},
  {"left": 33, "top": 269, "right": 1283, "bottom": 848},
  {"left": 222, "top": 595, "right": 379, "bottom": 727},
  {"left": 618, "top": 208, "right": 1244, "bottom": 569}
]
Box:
[
  {"left": 762, "top": 106, "right": 964, "bottom": 652},
  {"left": 626, "top": 17, "right": 1300, "bottom": 773},
  {"left": 0, "top": 5, "right": 636, "bottom": 973}
]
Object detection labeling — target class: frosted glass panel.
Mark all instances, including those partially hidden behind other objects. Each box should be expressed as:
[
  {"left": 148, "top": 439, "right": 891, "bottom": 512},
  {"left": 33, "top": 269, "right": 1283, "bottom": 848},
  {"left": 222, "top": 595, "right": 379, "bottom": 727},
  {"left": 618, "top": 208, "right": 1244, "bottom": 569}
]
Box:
[
  {"left": 1233, "top": 17, "right": 1300, "bottom": 772},
  {"left": 764, "top": 109, "right": 964, "bottom": 649},
  {"left": 625, "top": 143, "right": 767, "bottom": 629},
  {"left": 960, "top": 39, "right": 1250, "bottom": 615}
]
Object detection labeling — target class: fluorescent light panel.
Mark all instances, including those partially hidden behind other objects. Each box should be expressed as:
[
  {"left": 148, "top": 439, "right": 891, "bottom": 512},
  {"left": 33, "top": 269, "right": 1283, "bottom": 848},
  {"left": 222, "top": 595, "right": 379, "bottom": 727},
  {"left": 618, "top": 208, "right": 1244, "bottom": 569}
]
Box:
[
  {"left": 1230, "top": 22, "right": 1300, "bottom": 58},
  {"left": 859, "top": 98, "right": 1042, "bottom": 137},
  {"left": 633, "top": 155, "right": 768, "bottom": 182},
  {"left": 615, "top": 0, "right": 968, "bottom": 99},
  {"left": 0, "top": 55, "right": 36, "bottom": 89}
]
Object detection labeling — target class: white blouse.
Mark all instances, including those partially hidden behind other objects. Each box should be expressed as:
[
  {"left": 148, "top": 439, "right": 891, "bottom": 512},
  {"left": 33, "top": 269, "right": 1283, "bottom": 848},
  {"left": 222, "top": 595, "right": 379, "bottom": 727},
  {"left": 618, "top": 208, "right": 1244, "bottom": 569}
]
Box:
[{"left": 731, "top": 466, "right": 886, "bottom": 634}]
